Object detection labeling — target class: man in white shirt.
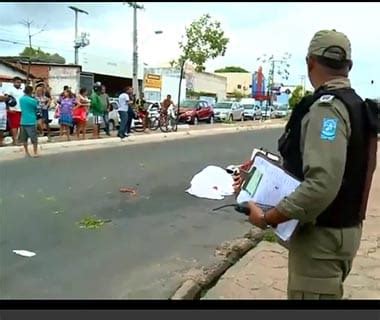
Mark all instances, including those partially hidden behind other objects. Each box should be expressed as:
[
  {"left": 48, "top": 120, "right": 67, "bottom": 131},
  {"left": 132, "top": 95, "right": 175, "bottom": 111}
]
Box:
[
  {"left": 6, "top": 77, "right": 24, "bottom": 145},
  {"left": 118, "top": 86, "right": 133, "bottom": 139},
  {"left": 0, "top": 82, "right": 7, "bottom": 146}
]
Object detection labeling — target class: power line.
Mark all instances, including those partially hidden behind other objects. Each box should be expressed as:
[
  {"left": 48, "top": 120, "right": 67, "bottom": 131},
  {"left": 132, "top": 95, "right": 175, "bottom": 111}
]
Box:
[
  {"left": 0, "top": 31, "right": 73, "bottom": 46},
  {"left": 20, "top": 19, "right": 46, "bottom": 49},
  {"left": 0, "top": 36, "right": 74, "bottom": 54}
]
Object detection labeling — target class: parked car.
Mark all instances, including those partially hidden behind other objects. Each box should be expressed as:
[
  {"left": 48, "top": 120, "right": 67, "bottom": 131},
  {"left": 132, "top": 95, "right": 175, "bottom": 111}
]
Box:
[
  {"left": 177, "top": 99, "right": 214, "bottom": 125},
  {"left": 213, "top": 101, "right": 244, "bottom": 122},
  {"left": 243, "top": 104, "right": 262, "bottom": 120},
  {"left": 272, "top": 105, "right": 290, "bottom": 118},
  {"left": 260, "top": 105, "right": 275, "bottom": 119}
]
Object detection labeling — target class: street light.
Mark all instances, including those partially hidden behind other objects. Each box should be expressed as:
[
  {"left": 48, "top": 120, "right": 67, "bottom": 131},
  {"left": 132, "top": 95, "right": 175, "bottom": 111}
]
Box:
[{"left": 69, "top": 6, "right": 89, "bottom": 65}]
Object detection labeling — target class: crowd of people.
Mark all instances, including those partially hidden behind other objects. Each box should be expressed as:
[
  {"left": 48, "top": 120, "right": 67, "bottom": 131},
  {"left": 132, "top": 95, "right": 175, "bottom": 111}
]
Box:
[
  {"left": 0, "top": 78, "right": 112, "bottom": 155},
  {"left": 0, "top": 77, "right": 178, "bottom": 155}
]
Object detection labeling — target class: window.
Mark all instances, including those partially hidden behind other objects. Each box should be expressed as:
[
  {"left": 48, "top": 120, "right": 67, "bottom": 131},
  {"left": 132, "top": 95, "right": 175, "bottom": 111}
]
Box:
[{"left": 237, "top": 84, "right": 242, "bottom": 89}]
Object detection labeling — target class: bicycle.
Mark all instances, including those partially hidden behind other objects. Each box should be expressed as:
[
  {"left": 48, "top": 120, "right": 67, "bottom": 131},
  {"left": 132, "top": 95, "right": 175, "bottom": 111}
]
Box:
[
  {"left": 131, "top": 109, "right": 160, "bottom": 132},
  {"left": 159, "top": 106, "right": 178, "bottom": 133}
]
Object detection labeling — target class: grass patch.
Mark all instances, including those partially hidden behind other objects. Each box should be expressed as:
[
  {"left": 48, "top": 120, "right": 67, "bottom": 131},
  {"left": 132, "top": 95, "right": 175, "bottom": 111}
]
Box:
[
  {"left": 263, "top": 229, "right": 278, "bottom": 243},
  {"left": 45, "top": 196, "right": 57, "bottom": 202},
  {"left": 76, "top": 216, "right": 111, "bottom": 230}
]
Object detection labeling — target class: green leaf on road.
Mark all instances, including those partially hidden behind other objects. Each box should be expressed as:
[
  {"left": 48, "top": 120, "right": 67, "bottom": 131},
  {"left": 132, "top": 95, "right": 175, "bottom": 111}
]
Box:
[
  {"left": 45, "top": 196, "right": 57, "bottom": 202},
  {"left": 76, "top": 216, "right": 111, "bottom": 230}
]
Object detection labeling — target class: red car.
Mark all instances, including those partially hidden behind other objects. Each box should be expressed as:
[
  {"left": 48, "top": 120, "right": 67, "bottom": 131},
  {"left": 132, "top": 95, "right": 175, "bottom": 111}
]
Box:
[{"left": 177, "top": 100, "right": 214, "bottom": 125}]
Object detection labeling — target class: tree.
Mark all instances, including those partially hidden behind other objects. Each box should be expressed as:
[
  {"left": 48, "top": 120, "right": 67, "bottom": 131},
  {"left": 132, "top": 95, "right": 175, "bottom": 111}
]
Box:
[
  {"left": 171, "top": 14, "right": 229, "bottom": 115},
  {"left": 172, "top": 14, "right": 229, "bottom": 72},
  {"left": 214, "top": 66, "right": 249, "bottom": 73},
  {"left": 19, "top": 47, "right": 66, "bottom": 64},
  {"left": 229, "top": 90, "right": 251, "bottom": 101},
  {"left": 288, "top": 85, "right": 308, "bottom": 109}
]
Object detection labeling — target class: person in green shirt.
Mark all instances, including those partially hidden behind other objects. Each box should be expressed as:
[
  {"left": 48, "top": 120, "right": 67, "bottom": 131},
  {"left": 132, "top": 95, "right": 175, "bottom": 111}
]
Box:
[
  {"left": 19, "top": 86, "right": 39, "bottom": 157},
  {"left": 100, "top": 85, "right": 111, "bottom": 136},
  {"left": 90, "top": 82, "right": 104, "bottom": 139}
]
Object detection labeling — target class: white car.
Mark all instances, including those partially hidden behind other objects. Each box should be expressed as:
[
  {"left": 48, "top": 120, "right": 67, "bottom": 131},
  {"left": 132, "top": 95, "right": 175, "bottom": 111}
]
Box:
[
  {"left": 260, "top": 106, "right": 275, "bottom": 119},
  {"left": 108, "top": 100, "right": 160, "bottom": 131},
  {"left": 108, "top": 101, "right": 120, "bottom": 131},
  {"left": 213, "top": 101, "right": 244, "bottom": 122},
  {"left": 273, "top": 105, "right": 290, "bottom": 118},
  {"left": 243, "top": 104, "right": 262, "bottom": 120}
]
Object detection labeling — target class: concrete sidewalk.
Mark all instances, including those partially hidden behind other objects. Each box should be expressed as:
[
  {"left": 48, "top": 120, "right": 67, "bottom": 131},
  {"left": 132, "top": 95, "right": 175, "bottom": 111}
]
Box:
[
  {"left": 203, "top": 143, "right": 380, "bottom": 300},
  {"left": 0, "top": 120, "right": 285, "bottom": 162}
]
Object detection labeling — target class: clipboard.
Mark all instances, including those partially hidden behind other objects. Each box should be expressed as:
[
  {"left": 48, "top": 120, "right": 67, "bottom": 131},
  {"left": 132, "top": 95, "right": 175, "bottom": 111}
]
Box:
[{"left": 237, "top": 150, "right": 302, "bottom": 242}]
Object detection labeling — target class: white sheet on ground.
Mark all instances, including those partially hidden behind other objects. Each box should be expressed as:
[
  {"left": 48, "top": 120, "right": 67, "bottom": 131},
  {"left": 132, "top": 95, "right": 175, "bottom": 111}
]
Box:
[{"left": 186, "top": 165, "right": 234, "bottom": 200}]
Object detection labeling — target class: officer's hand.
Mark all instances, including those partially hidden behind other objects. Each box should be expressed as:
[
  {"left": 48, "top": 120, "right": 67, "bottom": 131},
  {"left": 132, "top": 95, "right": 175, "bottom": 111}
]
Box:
[
  {"left": 247, "top": 202, "right": 267, "bottom": 229},
  {"left": 232, "top": 173, "right": 243, "bottom": 194}
]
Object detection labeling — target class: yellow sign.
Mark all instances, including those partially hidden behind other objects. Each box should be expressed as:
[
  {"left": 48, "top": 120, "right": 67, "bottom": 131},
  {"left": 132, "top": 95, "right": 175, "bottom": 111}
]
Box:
[{"left": 144, "top": 74, "right": 161, "bottom": 89}]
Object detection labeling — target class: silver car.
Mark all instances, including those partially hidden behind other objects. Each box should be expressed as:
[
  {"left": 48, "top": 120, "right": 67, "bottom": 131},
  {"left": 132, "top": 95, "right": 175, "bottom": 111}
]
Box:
[
  {"left": 261, "top": 105, "right": 275, "bottom": 119},
  {"left": 243, "top": 104, "right": 262, "bottom": 120},
  {"left": 213, "top": 101, "right": 244, "bottom": 122},
  {"left": 273, "top": 105, "right": 290, "bottom": 118}
]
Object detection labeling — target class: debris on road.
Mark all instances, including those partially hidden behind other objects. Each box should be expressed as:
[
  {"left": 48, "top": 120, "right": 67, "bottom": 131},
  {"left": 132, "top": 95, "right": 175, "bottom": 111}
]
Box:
[
  {"left": 119, "top": 187, "right": 138, "bottom": 196},
  {"left": 76, "top": 216, "right": 112, "bottom": 230},
  {"left": 45, "top": 196, "right": 56, "bottom": 202},
  {"left": 13, "top": 250, "right": 36, "bottom": 257}
]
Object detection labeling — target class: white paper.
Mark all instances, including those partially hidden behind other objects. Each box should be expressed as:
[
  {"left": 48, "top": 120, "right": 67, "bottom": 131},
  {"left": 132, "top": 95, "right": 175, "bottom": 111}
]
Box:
[
  {"left": 237, "top": 155, "right": 300, "bottom": 241},
  {"left": 186, "top": 165, "right": 234, "bottom": 200},
  {"left": 13, "top": 250, "right": 36, "bottom": 257}
]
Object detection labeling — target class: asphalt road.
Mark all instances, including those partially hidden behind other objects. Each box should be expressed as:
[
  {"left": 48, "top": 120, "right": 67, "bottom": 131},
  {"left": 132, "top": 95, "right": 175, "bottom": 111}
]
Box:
[{"left": 0, "top": 128, "right": 282, "bottom": 299}]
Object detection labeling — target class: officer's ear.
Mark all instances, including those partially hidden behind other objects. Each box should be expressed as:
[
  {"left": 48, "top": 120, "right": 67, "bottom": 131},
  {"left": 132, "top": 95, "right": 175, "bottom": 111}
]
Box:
[
  {"left": 347, "top": 60, "right": 353, "bottom": 71},
  {"left": 306, "top": 55, "right": 315, "bottom": 73}
]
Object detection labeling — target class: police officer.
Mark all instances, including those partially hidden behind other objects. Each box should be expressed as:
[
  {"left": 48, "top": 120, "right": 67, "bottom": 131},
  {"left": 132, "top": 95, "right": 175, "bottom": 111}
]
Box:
[{"left": 234, "top": 30, "right": 377, "bottom": 299}]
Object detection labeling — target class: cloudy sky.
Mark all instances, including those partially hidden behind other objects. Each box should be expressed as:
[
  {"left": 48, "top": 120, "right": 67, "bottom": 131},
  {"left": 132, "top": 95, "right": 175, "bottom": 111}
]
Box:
[{"left": 0, "top": 2, "right": 379, "bottom": 98}]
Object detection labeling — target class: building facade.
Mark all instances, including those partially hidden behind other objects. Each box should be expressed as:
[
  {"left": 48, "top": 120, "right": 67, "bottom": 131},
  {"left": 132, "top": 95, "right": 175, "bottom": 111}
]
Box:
[
  {"left": 213, "top": 72, "right": 252, "bottom": 98},
  {"left": 0, "top": 60, "right": 31, "bottom": 83},
  {"left": 185, "top": 64, "right": 226, "bottom": 101}
]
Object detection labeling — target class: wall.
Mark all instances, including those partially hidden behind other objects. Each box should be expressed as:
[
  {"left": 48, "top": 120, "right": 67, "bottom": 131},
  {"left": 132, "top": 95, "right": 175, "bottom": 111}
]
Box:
[
  {"left": 0, "top": 63, "right": 27, "bottom": 82},
  {"left": 214, "top": 72, "right": 252, "bottom": 96},
  {"left": 161, "top": 75, "right": 186, "bottom": 105},
  {"left": 48, "top": 66, "right": 81, "bottom": 96},
  {"left": 14, "top": 63, "right": 49, "bottom": 81},
  {"left": 190, "top": 72, "right": 227, "bottom": 101},
  {"left": 80, "top": 53, "right": 144, "bottom": 80}
]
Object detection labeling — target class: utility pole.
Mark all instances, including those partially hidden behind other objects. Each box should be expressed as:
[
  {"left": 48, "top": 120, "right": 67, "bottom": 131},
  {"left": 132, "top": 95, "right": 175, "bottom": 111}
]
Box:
[
  {"left": 20, "top": 19, "right": 46, "bottom": 84},
  {"left": 257, "top": 52, "right": 291, "bottom": 120},
  {"left": 127, "top": 2, "right": 144, "bottom": 100},
  {"left": 21, "top": 19, "right": 46, "bottom": 50},
  {"left": 300, "top": 75, "right": 306, "bottom": 95},
  {"left": 69, "top": 6, "right": 89, "bottom": 65}
]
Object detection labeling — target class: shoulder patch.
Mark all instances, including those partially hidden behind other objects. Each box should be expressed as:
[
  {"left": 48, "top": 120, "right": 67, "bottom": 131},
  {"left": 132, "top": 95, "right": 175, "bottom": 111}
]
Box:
[
  {"left": 320, "top": 118, "right": 339, "bottom": 141},
  {"left": 319, "top": 95, "right": 335, "bottom": 103}
]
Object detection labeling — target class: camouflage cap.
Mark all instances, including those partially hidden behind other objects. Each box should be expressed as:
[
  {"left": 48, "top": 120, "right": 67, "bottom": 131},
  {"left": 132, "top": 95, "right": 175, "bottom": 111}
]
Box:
[{"left": 308, "top": 29, "right": 351, "bottom": 61}]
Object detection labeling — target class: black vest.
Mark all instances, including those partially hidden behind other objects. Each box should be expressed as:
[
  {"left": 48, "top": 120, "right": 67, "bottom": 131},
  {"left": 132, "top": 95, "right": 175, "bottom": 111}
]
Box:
[{"left": 278, "top": 87, "right": 368, "bottom": 228}]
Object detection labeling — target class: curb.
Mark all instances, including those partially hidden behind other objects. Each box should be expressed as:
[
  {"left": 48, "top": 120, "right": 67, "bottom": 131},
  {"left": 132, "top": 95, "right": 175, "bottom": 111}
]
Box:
[
  {"left": 0, "top": 123, "right": 285, "bottom": 161},
  {"left": 170, "top": 228, "right": 265, "bottom": 300}
]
